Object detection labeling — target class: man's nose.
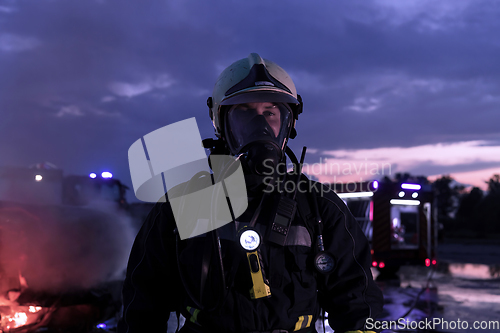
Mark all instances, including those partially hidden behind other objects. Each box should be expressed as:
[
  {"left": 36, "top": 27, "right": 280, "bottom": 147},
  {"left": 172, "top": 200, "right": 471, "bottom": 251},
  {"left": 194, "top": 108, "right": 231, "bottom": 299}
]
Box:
[{"left": 249, "top": 114, "right": 269, "bottom": 126}]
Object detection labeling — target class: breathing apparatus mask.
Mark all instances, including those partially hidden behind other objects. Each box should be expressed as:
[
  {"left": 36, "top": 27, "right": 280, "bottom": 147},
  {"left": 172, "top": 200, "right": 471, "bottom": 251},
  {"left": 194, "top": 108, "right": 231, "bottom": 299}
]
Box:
[{"left": 224, "top": 102, "right": 293, "bottom": 188}]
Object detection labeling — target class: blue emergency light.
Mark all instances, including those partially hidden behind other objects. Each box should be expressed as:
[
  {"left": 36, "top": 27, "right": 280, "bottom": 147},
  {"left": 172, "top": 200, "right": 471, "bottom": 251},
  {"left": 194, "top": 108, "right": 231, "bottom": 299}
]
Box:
[{"left": 101, "top": 172, "right": 113, "bottom": 179}]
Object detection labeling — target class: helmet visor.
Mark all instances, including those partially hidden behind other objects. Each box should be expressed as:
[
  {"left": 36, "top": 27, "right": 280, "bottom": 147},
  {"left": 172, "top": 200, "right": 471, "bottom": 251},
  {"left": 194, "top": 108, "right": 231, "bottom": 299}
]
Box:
[{"left": 225, "top": 102, "right": 293, "bottom": 154}]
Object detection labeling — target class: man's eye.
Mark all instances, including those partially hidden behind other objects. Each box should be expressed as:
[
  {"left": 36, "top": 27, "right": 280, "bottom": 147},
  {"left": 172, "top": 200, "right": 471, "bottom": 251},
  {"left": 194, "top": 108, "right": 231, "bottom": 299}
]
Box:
[{"left": 263, "top": 111, "right": 275, "bottom": 116}]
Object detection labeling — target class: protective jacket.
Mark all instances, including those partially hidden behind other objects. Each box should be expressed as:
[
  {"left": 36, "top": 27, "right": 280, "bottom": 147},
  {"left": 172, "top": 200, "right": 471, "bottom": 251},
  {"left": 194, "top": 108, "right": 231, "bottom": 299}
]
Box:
[{"left": 118, "top": 175, "right": 383, "bottom": 333}]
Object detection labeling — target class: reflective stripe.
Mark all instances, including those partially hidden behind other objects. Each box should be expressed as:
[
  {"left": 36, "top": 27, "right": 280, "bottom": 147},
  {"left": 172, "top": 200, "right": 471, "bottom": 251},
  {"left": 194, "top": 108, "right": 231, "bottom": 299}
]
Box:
[
  {"left": 294, "top": 315, "right": 313, "bottom": 331},
  {"left": 294, "top": 317, "right": 304, "bottom": 331},
  {"left": 186, "top": 306, "right": 201, "bottom": 325},
  {"left": 305, "top": 315, "right": 312, "bottom": 328}
]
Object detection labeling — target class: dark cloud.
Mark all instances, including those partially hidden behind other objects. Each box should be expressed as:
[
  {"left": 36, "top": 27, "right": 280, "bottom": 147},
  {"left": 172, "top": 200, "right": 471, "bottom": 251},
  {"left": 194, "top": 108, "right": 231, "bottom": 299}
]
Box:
[{"left": 1, "top": 0, "right": 499, "bottom": 196}]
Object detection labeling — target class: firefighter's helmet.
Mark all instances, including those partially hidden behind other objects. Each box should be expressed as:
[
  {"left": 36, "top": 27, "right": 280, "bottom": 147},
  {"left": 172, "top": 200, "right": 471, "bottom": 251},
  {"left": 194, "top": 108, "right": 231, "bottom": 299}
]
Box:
[{"left": 208, "top": 53, "right": 303, "bottom": 144}]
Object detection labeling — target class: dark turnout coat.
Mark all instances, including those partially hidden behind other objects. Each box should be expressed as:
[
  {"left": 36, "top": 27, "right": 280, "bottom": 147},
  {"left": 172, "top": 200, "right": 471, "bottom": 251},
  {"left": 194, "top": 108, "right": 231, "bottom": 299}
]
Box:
[{"left": 118, "top": 177, "right": 383, "bottom": 333}]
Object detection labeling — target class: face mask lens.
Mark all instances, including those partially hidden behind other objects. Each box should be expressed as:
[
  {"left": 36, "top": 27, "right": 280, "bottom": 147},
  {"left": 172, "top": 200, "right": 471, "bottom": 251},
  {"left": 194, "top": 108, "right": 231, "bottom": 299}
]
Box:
[{"left": 226, "top": 102, "right": 292, "bottom": 154}]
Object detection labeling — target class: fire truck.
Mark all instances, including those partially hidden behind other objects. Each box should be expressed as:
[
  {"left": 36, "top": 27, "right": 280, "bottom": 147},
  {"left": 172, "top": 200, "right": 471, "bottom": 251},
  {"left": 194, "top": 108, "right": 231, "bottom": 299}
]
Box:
[{"left": 335, "top": 179, "right": 438, "bottom": 275}]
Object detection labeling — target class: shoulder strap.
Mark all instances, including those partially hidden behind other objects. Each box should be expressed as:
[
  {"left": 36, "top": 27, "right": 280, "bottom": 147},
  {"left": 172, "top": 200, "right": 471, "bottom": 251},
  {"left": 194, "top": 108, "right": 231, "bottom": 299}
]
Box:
[{"left": 295, "top": 174, "right": 321, "bottom": 242}]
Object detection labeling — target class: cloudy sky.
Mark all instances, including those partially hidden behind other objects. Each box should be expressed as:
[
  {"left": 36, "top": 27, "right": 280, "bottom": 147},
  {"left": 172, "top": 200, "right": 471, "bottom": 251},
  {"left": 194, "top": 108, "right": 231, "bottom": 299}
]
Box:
[{"left": 1, "top": 0, "right": 499, "bottom": 201}]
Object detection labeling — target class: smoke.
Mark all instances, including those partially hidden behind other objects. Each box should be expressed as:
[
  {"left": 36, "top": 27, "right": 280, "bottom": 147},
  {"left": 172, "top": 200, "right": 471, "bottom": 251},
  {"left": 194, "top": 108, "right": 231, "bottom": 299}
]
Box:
[{"left": 0, "top": 201, "right": 136, "bottom": 294}]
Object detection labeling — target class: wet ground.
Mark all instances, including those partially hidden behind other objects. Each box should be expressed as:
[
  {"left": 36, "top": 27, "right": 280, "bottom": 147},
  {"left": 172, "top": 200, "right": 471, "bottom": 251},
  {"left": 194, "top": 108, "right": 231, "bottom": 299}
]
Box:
[
  {"left": 314, "top": 240, "right": 500, "bottom": 333},
  {"left": 372, "top": 266, "right": 500, "bottom": 333},
  {"left": 341, "top": 240, "right": 500, "bottom": 333}
]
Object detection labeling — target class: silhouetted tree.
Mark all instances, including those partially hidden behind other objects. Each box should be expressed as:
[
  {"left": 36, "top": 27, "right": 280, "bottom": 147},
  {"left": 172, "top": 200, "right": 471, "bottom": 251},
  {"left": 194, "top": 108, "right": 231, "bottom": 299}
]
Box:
[
  {"left": 394, "top": 173, "right": 430, "bottom": 185},
  {"left": 475, "top": 174, "right": 500, "bottom": 236},
  {"left": 456, "top": 187, "right": 483, "bottom": 219},
  {"left": 432, "top": 175, "right": 461, "bottom": 228},
  {"left": 394, "top": 173, "right": 411, "bottom": 182},
  {"left": 455, "top": 187, "right": 483, "bottom": 236},
  {"left": 487, "top": 174, "right": 500, "bottom": 194}
]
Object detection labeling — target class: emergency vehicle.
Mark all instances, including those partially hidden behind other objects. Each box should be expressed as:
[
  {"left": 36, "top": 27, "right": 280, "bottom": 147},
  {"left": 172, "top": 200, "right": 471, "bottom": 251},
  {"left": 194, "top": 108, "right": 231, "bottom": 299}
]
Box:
[{"left": 335, "top": 179, "right": 438, "bottom": 274}]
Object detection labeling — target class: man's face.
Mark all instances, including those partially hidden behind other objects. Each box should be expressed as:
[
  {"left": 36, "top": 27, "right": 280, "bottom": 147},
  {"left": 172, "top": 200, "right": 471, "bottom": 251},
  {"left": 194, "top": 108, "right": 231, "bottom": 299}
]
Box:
[
  {"left": 229, "top": 102, "right": 282, "bottom": 137},
  {"left": 225, "top": 101, "right": 292, "bottom": 155}
]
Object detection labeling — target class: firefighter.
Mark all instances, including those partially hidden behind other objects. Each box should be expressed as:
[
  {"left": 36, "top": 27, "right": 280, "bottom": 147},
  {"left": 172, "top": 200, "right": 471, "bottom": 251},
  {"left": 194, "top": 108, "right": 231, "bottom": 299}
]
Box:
[{"left": 118, "top": 53, "right": 383, "bottom": 333}]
